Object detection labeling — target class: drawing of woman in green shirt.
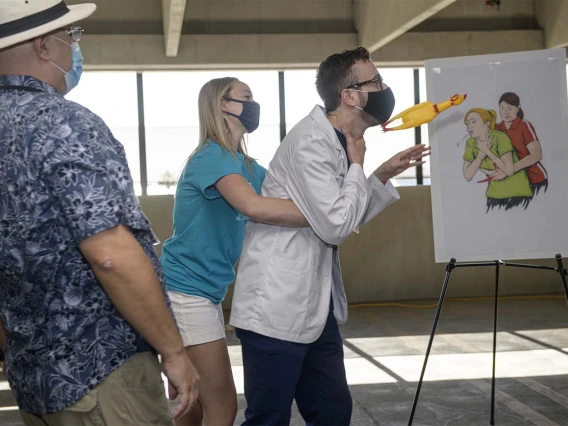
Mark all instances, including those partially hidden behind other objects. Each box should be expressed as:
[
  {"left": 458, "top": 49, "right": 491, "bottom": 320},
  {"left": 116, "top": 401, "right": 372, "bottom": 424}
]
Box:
[{"left": 462, "top": 108, "right": 533, "bottom": 212}]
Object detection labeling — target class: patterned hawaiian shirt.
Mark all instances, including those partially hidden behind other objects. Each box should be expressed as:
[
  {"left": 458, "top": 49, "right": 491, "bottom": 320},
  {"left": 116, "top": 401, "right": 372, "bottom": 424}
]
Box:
[{"left": 0, "top": 75, "right": 168, "bottom": 414}]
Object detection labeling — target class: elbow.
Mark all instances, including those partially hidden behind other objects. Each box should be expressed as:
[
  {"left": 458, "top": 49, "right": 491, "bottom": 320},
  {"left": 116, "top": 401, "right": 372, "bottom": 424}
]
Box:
[
  {"left": 463, "top": 165, "right": 473, "bottom": 181},
  {"left": 323, "top": 234, "right": 347, "bottom": 247},
  {"left": 506, "top": 166, "right": 514, "bottom": 176},
  {"left": 91, "top": 254, "right": 117, "bottom": 273},
  {"left": 329, "top": 235, "right": 347, "bottom": 246},
  {"left": 245, "top": 207, "right": 277, "bottom": 224},
  {"left": 315, "top": 201, "right": 368, "bottom": 245},
  {"left": 242, "top": 207, "right": 258, "bottom": 222},
  {"left": 319, "top": 226, "right": 351, "bottom": 246}
]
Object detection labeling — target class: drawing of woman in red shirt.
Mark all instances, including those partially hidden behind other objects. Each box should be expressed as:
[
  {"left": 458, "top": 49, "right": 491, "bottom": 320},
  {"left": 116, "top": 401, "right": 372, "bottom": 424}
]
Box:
[{"left": 491, "top": 92, "right": 548, "bottom": 196}]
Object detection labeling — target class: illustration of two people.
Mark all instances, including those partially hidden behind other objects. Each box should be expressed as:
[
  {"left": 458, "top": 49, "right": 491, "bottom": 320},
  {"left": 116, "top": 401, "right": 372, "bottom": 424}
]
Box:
[{"left": 462, "top": 92, "right": 548, "bottom": 212}]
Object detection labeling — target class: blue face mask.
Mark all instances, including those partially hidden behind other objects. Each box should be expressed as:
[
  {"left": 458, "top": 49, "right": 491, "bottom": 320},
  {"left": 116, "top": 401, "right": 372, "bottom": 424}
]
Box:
[
  {"left": 50, "top": 37, "right": 83, "bottom": 93},
  {"left": 223, "top": 97, "right": 261, "bottom": 133}
]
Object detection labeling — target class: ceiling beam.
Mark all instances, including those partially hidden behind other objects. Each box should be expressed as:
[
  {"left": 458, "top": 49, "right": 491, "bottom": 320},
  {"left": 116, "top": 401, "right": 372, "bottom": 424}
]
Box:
[
  {"left": 81, "top": 33, "right": 358, "bottom": 70},
  {"left": 161, "top": 0, "right": 188, "bottom": 57},
  {"left": 372, "top": 30, "right": 545, "bottom": 66},
  {"left": 535, "top": 0, "right": 568, "bottom": 49},
  {"left": 80, "top": 30, "right": 544, "bottom": 71},
  {"left": 354, "top": 0, "right": 458, "bottom": 53}
]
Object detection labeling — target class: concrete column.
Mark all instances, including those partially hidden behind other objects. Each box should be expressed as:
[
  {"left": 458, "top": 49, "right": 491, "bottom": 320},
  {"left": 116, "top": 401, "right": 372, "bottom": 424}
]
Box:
[{"left": 81, "top": 30, "right": 543, "bottom": 70}]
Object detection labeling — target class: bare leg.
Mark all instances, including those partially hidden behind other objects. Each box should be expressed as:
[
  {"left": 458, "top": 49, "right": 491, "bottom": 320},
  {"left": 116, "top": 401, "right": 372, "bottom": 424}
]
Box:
[
  {"left": 175, "top": 338, "right": 237, "bottom": 426},
  {"left": 175, "top": 400, "right": 203, "bottom": 426}
]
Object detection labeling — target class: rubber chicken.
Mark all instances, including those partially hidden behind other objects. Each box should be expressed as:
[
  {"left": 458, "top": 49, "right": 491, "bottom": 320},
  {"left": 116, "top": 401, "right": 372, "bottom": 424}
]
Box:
[{"left": 381, "top": 93, "right": 467, "bottom": 132}]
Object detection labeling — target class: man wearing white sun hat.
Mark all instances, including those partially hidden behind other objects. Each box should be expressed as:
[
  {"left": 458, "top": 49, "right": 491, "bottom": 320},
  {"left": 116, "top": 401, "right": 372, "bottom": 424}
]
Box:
[{"left": 0, "top": 1, "right": 199, "bottom": 425}]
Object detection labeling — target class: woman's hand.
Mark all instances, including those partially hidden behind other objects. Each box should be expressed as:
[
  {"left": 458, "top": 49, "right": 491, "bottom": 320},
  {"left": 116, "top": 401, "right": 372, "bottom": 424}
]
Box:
[
  {"left": 489, "top": 169, "right": 508, "bottom": 181},
  {"left": 476, "top": 134, "right": 493, "bottom": 155}
]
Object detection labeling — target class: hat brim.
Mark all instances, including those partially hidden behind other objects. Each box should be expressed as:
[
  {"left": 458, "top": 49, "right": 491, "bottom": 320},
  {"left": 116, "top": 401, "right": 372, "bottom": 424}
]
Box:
[{"left": 0, "top": 4, "right": 97, "bottom": 51}]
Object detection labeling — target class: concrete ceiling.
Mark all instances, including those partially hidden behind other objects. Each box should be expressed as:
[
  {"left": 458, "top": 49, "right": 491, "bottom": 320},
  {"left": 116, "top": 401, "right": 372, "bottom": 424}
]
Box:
[{"left": 66, "top": 0, "right": 567, "bottom": 70}]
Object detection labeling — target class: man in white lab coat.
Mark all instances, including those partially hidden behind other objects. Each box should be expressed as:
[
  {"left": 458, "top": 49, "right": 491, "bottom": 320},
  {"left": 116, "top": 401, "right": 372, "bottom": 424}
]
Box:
[{"left": 230, "top": 47, "right": 430, "bottom": 425}]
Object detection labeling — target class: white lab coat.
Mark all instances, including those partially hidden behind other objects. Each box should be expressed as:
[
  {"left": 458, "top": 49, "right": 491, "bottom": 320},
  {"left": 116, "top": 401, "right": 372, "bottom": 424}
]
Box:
[{"left": 229, "top": 105, "right": 400, "bottom": 343}]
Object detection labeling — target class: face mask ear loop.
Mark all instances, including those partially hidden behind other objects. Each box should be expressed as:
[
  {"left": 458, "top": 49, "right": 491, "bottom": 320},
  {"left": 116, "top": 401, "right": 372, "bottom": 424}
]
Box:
[
  {"left": 349, "top": 88, "right": 367, "bottom": 112},
  {"left": 49, "top": 36, "right": 72, "bottom": 75},
  {"left": 50, "top": 36, "right": 72, "bottom": 47},
  {"left": 49, "top": 61, "right": 67, "bottom": 75}
]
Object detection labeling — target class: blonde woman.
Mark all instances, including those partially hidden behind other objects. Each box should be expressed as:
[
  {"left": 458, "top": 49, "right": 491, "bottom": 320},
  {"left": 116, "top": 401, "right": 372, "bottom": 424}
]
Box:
[
  {"left": 462, "top": 108, "right": 533, "bottom": 211},
  {"left": 160, "top": 77, "right": 308, "bottom": 426}
]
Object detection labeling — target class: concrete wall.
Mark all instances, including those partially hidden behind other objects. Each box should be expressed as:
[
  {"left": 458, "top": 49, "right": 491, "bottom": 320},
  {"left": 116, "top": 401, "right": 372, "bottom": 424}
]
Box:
[
  {"left": 535, "top": 0, "right": 568, "bottom": 48},
  {"left": 338, "top": 186, "right": 559, "bottom": 303},
  {"left": 413, "top": 0, "right": 537, "bottom": 32},
  {"left": 138, "top": 195, "right": 175, "bottom": 257},
  {"left": 138, "top": 187, "right": 561, "bottom": 307}
]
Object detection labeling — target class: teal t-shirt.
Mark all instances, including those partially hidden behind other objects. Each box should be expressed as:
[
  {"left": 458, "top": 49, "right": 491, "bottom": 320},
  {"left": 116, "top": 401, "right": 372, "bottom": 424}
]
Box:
[{"left": 160, "top": 141, "right": 266, "bottom": 304}]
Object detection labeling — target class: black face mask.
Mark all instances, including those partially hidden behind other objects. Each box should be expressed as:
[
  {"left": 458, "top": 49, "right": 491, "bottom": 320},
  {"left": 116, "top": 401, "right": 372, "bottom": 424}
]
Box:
[
  {"left": 356, "top": 88, "right": 395, "bottom": 126},
  {"left": 223, "top": 97, "right": 261, "bottom": 133}
]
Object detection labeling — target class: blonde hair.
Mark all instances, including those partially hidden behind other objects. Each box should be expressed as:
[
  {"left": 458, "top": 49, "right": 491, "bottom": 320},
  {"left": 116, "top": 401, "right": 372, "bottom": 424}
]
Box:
[
  {"left": 186, "top": 77, "right": 252, "bottom": 167},
  {"left": 464, "top": 108, "right": 497, "bottom": 130}
]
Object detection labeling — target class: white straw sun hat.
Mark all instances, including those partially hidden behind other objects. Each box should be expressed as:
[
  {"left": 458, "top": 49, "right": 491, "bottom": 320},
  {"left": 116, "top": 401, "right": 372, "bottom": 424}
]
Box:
[{"left": 0, "top": 0, "right": 96, "bottom": 50}]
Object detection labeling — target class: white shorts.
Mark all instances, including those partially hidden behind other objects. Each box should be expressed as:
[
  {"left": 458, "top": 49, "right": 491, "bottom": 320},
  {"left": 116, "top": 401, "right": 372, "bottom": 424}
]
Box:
[{"left": 167, "top": 290, "right": 226, "bottom": 347}]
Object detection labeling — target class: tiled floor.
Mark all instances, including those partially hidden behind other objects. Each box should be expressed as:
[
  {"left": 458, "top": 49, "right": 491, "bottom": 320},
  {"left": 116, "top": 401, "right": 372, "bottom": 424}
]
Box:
[{"left": 3, "top": 296, "right": 568, "bottom": 425}]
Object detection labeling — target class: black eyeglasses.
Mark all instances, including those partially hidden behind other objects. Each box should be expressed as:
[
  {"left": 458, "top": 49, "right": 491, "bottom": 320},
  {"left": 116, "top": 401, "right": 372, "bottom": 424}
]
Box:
[
  {"left": 66, "top": 26, "right": 84, "bottom": 42},
  {"left": 346, "top": 74, "right": 384, "bottom": 91}
]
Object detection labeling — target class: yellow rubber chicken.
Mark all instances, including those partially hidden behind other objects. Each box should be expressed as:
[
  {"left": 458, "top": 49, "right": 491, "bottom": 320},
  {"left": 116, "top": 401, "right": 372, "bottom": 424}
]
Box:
[{"left": 381, "top": 93, "right": 467, "bottom": 132}]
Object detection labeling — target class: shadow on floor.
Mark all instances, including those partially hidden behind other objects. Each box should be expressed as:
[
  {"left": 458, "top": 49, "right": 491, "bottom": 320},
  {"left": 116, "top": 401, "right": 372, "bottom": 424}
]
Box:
[{"left": 3, "top": 297, "right": 568, "bottom": 426}]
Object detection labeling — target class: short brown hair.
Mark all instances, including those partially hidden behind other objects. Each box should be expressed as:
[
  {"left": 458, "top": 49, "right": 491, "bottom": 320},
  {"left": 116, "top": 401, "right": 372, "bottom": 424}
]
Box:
[{"left": 315, "top": 47, "right": 371, "bottom": 113}]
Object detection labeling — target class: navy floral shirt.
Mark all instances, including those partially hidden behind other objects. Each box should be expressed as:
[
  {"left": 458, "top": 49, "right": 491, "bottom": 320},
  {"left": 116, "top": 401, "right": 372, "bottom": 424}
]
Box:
[{"left": 0, "top": 75, "right": 168, "bottom": 414}]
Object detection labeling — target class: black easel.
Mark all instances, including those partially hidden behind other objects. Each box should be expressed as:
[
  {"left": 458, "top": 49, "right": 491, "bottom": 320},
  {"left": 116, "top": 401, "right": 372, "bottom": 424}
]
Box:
[{"left": 408, "top": 254, "right": 568, "bottom": 426}]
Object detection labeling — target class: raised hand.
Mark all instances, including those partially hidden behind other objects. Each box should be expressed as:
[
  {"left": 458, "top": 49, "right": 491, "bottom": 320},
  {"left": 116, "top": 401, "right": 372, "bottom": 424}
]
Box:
[
  {"left": 373, "top": 144, "right": 431, "bottom": 182},
  {"left": 476, "top": 134, "right": 493, "bottom": 155}
]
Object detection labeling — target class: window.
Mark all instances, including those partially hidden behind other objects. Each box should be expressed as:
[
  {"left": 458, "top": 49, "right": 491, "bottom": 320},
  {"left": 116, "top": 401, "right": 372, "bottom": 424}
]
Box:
[
  {"left": 142, "top": 71, "right": 280, "bottom": 195},
  {"left": 419, "top": 67, "right": 431, "bottom": 185},
  {"left": 237, "top": 71, "right": 280, "bottom": 169},
  {"left": 285, "top": 68, "right": 418, "bottom": 186},
  {"left": 68, "top": 67, "right": 425, "bottom": 197},
  {"left": 365, "top": 68, "right": 416, "bottom": 185},
  {"left": 65, "top": 72, "right": 141, "bottom": 194},
  {"left": 284, "top": 69, "right": 323, "bottom": 133}
]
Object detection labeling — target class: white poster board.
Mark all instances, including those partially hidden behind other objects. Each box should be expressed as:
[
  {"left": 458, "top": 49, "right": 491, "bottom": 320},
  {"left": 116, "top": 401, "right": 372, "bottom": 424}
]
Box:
[{"left": 427, "top": 48, "right": 568, "bottom": 262}]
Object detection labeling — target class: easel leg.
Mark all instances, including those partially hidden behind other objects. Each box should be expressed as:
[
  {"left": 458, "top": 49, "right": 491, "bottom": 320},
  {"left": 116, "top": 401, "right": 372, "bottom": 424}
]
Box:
[
  {"left": 490, "top": 261, "right": 500, "bottom": 425},
  {"left": 555, "top": 254, "right": 568, "bottom": 307},
  {"left": 408, "top": 259, "right": 456, "bottom": 426}
]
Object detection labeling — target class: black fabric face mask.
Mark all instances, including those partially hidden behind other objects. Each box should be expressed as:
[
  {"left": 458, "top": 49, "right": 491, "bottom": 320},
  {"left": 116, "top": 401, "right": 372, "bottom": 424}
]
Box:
[
  {"left": 223, "top": 97, "right": 261, "bottom": 133},
  {"left": 356, "top": 88, "right": 396, "bottom": 125}
]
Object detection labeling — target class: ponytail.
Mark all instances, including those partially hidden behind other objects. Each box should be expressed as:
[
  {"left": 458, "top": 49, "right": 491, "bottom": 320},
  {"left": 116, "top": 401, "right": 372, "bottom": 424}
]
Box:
[{"left": 489, "top": 110, "right": 497, "bottom": 129}]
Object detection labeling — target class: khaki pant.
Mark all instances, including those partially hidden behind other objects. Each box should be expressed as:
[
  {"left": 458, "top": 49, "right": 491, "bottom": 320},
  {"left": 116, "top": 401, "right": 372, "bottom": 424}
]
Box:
[{"left": 20, "top": 352, "right": 174, "bottom": 426}]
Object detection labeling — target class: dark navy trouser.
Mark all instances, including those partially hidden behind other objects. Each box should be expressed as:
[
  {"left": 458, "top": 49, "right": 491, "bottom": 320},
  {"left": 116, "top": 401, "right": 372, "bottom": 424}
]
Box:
[{"left": 235, "top": 303, "right": 352, "bottom": 426}]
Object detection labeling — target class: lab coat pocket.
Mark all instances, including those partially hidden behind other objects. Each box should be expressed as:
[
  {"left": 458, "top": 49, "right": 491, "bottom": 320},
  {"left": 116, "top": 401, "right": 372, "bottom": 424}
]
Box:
[{"left": 260, "top": 256, "right": 313, "bottom": 334}]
